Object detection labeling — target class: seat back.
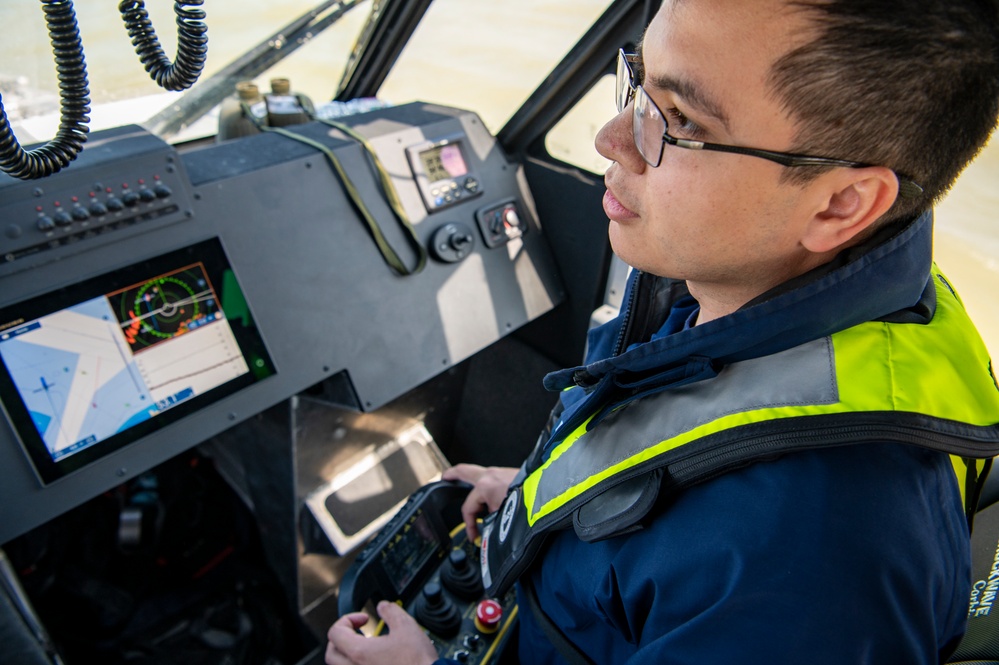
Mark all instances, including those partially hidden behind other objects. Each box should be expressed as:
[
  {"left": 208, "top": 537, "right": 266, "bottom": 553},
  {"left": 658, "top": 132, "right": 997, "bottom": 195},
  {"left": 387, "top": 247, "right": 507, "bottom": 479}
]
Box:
[{"left": 949, "top": 468, "right": 999, "bottom": 664}]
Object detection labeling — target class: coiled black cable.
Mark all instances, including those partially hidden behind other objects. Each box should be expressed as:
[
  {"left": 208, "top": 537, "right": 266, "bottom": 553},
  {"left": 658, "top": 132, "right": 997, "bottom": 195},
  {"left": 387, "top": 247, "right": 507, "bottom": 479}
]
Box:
[
  {"left": 119, "top": 0, "right": 207, "bottom": 92},
  {"left": 0, "top": 0, "right": 90, "bottom": 181}
]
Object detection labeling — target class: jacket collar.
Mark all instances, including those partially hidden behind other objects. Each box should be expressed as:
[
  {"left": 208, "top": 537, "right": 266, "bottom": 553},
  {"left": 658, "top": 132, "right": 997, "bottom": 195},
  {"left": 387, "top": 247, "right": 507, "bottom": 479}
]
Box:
[{"left": 544, "top": 210, "right": 934, "bottom": 393}]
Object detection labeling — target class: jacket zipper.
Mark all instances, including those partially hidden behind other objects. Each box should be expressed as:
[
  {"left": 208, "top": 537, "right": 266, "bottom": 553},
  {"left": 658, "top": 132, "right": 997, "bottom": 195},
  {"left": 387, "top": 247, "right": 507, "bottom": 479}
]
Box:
[{"left": 611, "top": 270, "right": 644, "bottom": 357}]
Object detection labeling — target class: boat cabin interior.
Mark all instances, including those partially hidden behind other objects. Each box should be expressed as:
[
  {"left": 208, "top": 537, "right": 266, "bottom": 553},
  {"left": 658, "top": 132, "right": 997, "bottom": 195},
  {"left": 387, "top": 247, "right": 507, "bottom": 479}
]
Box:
[{"left": 1, "top": 1, "right": 997, "bottom": 664}]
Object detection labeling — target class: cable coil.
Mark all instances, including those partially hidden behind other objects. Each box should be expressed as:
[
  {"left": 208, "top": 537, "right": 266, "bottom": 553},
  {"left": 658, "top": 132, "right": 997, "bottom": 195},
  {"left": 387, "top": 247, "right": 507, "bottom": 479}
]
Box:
[
  {"left": 0, "top": 0, "right": 90, "bottom": 181},
  {"left": 119, "top": 0, "right": 207, "bottom": 92}
]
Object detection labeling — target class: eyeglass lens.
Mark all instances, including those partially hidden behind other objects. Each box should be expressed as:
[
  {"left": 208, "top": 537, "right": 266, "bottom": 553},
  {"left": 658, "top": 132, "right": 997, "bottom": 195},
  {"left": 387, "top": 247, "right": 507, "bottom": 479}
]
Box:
[
  {"left": 617, "top": 51, "right": 667, "bottom": 167},
  {"left": 633, "top": 86, "right": 665, "bottom": 167},
  {"left": 616, "top": 52, "right": 634, "bottom": 113}
]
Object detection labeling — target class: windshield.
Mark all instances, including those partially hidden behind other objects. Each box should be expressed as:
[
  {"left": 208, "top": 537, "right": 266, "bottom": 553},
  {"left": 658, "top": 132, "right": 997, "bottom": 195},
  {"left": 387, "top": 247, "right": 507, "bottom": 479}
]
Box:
[
  {"left": 1, "top": 0, "right": 609, "bottom": 145},
  {"left": 2, "top": 0, "right": 372, "bottom": 144},
  {"left": 379, "top": 0, "right": 608, "bottom": 134}
]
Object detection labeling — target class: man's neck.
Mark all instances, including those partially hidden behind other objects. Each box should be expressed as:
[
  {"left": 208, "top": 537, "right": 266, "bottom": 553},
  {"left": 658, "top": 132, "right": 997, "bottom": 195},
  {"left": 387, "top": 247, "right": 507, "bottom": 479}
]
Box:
[{"left": 688, "top": 249, "right": 842, "bottom": 325}]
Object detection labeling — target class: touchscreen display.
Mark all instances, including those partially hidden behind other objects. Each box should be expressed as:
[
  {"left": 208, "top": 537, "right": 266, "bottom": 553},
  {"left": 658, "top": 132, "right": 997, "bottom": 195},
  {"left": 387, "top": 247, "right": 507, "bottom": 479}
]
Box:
[{"left": 0, "top": 238, "right": 275, "bottom": 483}]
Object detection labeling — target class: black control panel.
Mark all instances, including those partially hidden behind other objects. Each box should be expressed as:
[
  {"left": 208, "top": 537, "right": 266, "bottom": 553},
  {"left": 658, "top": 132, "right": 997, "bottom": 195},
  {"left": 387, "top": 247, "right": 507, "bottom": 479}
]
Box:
[
  {"left": 0, "top": 125, "right": 195, "bottom": 276},
  {"left": 0, "top": 103, "right": 565, "bottom": 547},
  {"left": 338, "top": 481, "right": 517, "bottom": 664}
]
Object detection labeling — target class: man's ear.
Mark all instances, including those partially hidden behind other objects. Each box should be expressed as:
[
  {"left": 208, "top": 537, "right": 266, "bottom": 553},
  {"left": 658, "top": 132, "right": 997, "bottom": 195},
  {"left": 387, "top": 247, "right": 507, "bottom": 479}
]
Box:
[{"left": 800, "top": 167, "right": 899, "bottom": 254}]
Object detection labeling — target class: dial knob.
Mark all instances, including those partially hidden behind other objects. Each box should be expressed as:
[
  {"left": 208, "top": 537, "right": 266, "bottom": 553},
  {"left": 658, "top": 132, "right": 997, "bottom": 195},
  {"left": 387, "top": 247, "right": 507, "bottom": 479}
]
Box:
[{"left": 430, "top": 222, "right": 475, "bottom": 263}]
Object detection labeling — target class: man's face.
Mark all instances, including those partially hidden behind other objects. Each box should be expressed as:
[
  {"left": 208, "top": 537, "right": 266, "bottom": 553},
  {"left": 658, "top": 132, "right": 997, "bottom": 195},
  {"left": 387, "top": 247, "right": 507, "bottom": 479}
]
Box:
[{"left": 597, "top": 0, "right": 826, "bottom": 313}]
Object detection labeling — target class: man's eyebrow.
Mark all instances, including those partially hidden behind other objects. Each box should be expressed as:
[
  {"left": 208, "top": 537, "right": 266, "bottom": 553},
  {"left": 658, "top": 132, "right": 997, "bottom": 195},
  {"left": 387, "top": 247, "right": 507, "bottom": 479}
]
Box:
[
  {"left": 635, "top": 42, "right": 732, "bottom": 133},
  {"left": 648, "top": 72, "right": 731, "bottom": 132}
]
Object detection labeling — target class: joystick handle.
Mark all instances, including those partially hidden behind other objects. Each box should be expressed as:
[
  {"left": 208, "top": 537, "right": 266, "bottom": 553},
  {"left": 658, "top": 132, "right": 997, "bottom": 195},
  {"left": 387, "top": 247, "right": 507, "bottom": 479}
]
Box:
[
  {"left": 413, "top": 582, "right": 462, "bottom": 638},
  {"left": 440, "top": 548, "right": 484, "bottom": 601}
]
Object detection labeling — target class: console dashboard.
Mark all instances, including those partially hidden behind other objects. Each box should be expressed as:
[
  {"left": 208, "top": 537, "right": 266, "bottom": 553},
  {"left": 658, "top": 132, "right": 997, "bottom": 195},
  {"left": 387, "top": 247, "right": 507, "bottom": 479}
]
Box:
[{"left": 0, "top": 103, "right": 565, "bottom": 544}]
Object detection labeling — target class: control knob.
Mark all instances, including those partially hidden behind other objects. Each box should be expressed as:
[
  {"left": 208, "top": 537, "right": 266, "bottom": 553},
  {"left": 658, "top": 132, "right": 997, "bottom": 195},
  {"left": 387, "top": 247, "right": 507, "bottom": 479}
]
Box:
[{"left": 430, "top": 222, "right": 475, "bottom": 263}]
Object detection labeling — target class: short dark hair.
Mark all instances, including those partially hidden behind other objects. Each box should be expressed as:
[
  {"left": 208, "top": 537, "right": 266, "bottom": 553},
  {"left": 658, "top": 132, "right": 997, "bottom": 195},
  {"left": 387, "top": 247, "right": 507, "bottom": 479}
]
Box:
[{"left": 769, "top": 0, "right": 999, "bottom": 224}]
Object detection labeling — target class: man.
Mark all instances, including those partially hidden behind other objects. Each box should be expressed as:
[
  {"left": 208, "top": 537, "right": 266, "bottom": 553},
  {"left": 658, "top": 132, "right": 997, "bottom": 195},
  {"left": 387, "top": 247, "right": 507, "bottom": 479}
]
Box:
[{"left": 327, "top": 0, "right": 999, "bottom": 663}]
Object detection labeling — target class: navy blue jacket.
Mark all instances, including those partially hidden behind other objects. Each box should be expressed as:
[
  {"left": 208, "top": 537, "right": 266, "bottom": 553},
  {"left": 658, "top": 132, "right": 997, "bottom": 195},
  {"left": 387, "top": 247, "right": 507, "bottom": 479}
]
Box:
[
  {"left": 442, "top": 211, "right": 972, "bottom": 663},
  {"left": 523, "top": 211, "right": 970, "bottom": 664},
  {"left": 518, "top": 441, "right": 968, "bottom": 663}
]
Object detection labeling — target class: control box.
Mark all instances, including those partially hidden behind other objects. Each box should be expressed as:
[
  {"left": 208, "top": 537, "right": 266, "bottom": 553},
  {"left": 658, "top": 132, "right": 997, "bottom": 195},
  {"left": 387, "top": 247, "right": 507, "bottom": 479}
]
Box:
[
  {"left": 0, "top": 125, "right": 195, "bottom": 277},
  {"left": 338, "top": 481, "right": 517, "bottom": 663}
]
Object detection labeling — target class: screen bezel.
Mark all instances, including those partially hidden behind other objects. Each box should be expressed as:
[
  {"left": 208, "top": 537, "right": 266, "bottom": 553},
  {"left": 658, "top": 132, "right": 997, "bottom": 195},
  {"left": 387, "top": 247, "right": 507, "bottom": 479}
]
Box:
[
  {"left": 0, "top": 238, "right": 276, "bottom": 485},
  {"left": 405, "top": 133, "right": 483, "bottom": 214}
]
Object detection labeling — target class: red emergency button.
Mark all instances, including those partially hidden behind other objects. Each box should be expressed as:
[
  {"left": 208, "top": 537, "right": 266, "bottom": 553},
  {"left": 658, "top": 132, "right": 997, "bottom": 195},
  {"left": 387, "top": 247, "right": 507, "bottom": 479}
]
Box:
[{"left": 474, "top": 599, "right": 503, "bottom": 634}]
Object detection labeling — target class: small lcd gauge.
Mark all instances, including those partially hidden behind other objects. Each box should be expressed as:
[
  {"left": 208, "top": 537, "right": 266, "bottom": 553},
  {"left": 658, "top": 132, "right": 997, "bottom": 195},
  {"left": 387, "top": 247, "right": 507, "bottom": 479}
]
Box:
[{"left": 406, "top": 134, "right": 484, "bottom": 213}]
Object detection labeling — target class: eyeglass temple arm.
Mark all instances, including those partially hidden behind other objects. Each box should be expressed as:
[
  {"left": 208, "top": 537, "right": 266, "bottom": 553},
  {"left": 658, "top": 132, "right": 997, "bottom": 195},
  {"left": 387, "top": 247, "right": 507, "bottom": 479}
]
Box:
[{"left": 670, "top": 137, "right": 923, "bottom": 199}]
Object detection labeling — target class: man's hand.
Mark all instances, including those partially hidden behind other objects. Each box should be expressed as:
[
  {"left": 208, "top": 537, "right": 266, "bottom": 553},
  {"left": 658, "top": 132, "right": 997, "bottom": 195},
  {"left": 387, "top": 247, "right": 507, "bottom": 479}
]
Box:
[
  {"left": 325, "top": 600, "right": 438, "bottom": 665},
  {"left": 442, "top": 464, "right": 518, "bottom": 540}
]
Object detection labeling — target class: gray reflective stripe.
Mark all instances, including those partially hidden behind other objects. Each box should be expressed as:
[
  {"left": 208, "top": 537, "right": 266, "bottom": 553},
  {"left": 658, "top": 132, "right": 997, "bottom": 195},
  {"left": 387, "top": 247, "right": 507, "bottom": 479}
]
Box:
[{"left": 532, "top": 337, "right": 838, "bottom": 515}]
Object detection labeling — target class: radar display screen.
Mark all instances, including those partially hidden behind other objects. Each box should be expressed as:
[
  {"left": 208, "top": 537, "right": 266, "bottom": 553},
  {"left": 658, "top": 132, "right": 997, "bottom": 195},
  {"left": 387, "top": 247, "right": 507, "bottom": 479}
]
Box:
[{"left": 0, "top": 238, "right": 275, "bottom": 484}]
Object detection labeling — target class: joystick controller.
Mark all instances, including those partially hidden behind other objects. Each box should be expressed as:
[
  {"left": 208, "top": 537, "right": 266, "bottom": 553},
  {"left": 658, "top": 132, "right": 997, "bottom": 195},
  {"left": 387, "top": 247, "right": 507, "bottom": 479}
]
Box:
[
  {"left": 440, "top": 548, "right": 484, "bottom": 601},
  {"left": 413, "top": 582, "right": 463, "bottom": 638},
  {"left": 338, "top": 481, "right": 518, "bottom": 664}
]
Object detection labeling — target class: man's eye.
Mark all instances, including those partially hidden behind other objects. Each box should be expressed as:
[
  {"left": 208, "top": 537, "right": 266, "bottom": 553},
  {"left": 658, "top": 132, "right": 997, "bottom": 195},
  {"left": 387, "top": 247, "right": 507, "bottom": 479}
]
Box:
[{"left": 666, "top": 108, "right": 704, "bottom": 138}]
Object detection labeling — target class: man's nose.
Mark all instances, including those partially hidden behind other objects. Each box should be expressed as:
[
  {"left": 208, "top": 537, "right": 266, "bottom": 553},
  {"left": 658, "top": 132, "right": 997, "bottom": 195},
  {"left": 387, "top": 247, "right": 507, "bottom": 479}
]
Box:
[{"left": 595, "top": 107, "right": 647, "bottom": 173}]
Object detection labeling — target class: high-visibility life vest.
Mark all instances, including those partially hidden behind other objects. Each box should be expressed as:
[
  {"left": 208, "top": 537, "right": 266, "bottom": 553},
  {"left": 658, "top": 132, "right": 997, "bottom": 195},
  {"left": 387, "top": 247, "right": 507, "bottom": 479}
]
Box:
[{"left": 480, "top": 268, "right": 999, "bottom": 597}]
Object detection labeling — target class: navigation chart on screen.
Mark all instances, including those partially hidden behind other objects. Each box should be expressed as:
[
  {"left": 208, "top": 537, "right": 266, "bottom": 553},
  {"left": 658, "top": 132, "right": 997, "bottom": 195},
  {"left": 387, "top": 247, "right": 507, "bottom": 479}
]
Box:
[{"left": 0, "top": 263, "right": 250, "bottom": 462}]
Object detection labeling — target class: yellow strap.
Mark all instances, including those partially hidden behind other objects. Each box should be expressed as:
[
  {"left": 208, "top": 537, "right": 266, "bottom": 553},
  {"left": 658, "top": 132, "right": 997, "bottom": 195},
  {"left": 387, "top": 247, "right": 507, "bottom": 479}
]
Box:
[
  {"left": 316, "top": 118, "right": 412, "bottom": 233},
  {"left": 239, "top": 103, "right": 426, "bottom": 276}
]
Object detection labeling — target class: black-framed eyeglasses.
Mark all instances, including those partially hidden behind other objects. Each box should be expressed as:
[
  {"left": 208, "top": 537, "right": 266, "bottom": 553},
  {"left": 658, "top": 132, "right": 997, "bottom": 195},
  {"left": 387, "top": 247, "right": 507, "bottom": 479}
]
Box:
[{"left": 616, "top": 50, "right": 923, "bottom": 199}]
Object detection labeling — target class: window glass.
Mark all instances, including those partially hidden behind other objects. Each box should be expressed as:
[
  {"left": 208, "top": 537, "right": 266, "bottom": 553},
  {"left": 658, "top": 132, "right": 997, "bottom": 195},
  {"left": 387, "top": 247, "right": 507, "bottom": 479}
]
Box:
[
  {"left": 0, "top": 1, "right": 373, "bottom": 144},
  {"left": 378, "top": 0, "right": 611, "bottom": 134},
  {"left": 545, "top": 74, "right": 615, "bottom": 174},
  {"left": 935, "top": 130, "right": 999, "bottom": 356},
  {"left": 1, "top": 0, "right": 612, "bottom": 146}
]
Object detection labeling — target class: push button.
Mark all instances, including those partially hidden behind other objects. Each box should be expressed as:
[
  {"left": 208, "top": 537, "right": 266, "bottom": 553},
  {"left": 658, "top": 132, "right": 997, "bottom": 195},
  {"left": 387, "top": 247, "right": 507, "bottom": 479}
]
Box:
[{"left": 474, "top": 599, "right": 502, "bottom": 634}]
